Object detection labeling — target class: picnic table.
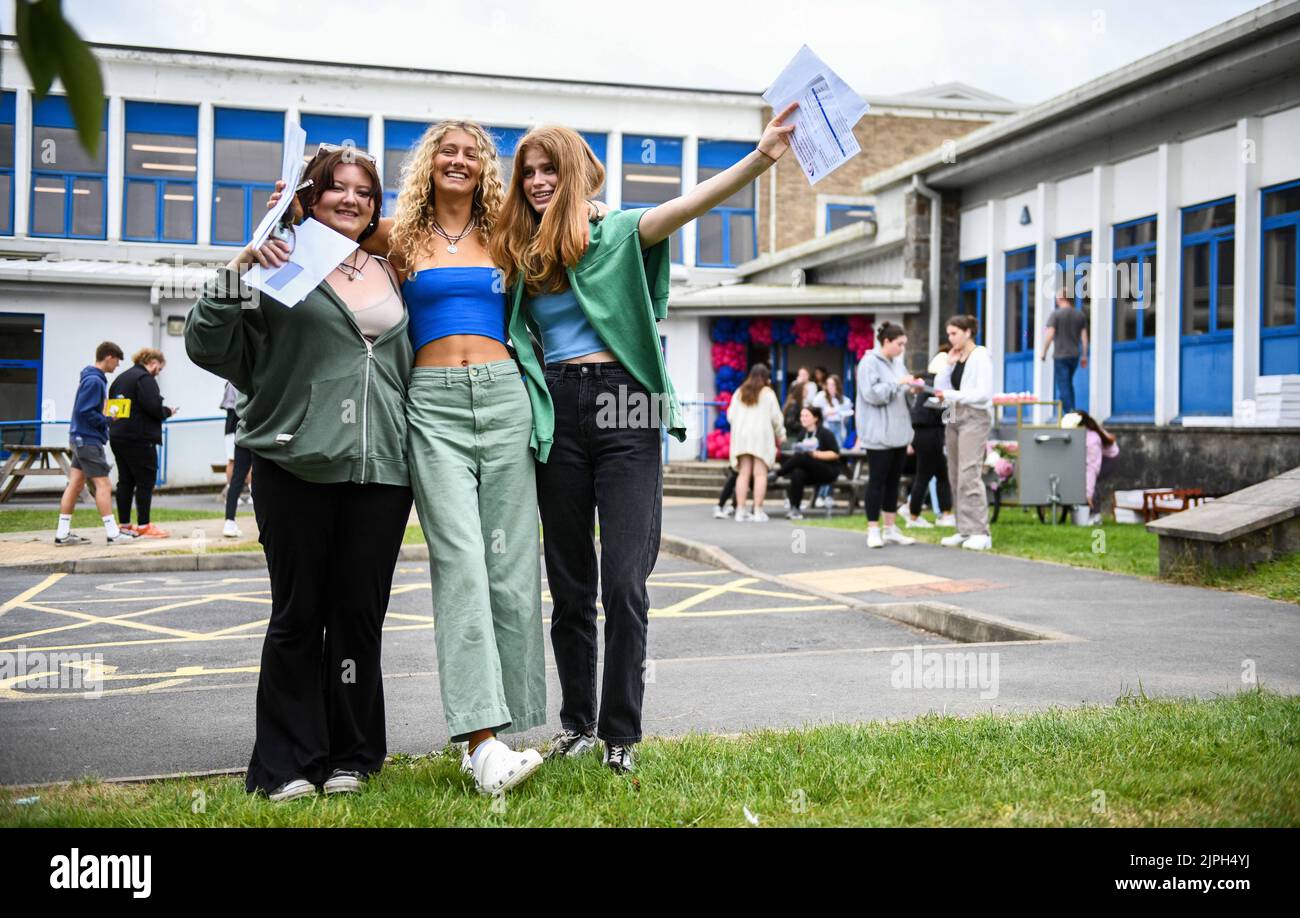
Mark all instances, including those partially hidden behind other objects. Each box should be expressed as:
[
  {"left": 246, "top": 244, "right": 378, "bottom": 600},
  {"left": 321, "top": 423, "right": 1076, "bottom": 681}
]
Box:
[{"left": 0, "top": 444, "right": 94, "bottom": 503}]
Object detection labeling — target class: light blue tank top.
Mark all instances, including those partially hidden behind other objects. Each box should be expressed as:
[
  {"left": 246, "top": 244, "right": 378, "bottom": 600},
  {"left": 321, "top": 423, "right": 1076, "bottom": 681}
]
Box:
[{"left": 528, "top": 288, "right": 608, "bottom": 364}]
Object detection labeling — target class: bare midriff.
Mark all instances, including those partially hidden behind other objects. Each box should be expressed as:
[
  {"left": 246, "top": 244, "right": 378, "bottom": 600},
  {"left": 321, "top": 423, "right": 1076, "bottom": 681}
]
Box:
[
  {"left": 557, "top": 349, "right": 617, "bottom": 364},
  {"left": 414, "top": 336, "right": 510, "bottom": 368}
]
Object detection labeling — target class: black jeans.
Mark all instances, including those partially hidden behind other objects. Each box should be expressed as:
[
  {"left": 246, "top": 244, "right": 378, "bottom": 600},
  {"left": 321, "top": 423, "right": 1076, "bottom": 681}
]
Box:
[
  {"left": 908, "top": 426, "right": 953, "bottom": 516},
  {"left": 245, "top": 453, "right": 412, "bottom": 794},
  {"left": 225, "top": 445, "right": 253, "bottom": 521},
  {"left": 536, "top": 362, "right": 662, "bottom": 745},
  {"left": 865, "top": 446, "right": 908, "bottom": 521},
  {"left": 778, "top": 452, "right": 839, "bottom": 508},
  {"left": 110, "top": 439, "right": 157, "bottom": 525}
]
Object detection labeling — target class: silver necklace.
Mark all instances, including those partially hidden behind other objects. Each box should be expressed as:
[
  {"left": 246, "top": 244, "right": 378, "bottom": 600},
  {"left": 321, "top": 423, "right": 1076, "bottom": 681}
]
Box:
[
  {"left": 431, "top": 214, "right": 476, "bottom": 254},
  {"left": 336, "top": 249, "right": 370, "bottom": 282}
]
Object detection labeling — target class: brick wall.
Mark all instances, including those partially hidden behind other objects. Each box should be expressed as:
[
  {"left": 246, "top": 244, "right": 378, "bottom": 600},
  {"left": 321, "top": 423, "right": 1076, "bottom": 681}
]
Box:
[{"left": 756, "top": 111, "right": 988, "bottom": 255}]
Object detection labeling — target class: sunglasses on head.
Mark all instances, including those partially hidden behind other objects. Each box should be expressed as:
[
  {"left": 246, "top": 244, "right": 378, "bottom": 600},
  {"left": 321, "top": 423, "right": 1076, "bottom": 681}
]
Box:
[{"left": 314, "top": 142, "right": 378, "bottom": 164}]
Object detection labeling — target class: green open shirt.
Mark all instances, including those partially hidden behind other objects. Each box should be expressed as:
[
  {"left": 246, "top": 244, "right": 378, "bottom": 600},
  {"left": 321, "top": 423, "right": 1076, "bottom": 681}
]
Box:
[{"left": 507, "top": 207, "right": 687, "bottom": 463}]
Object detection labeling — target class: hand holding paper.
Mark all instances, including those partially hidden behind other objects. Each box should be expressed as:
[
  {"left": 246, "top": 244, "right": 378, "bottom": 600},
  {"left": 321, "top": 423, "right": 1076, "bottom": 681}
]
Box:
[{"left": 763, "top": 45, "right": 870, "bottom": 185}]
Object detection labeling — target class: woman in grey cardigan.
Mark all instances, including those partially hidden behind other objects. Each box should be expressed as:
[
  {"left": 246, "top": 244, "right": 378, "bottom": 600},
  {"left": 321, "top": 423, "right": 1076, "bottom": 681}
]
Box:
[{"left": 856, "top": 322, "right": 921, "bottom": 549}]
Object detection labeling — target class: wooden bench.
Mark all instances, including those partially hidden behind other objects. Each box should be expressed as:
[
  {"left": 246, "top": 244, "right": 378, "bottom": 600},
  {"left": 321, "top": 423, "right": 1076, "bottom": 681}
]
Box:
[
  {"left": 1146, "top": 467, "right": 1300, "bottom": 575},
  {"left": 0, "top": 444, "right": 94, "bottom": 503}
]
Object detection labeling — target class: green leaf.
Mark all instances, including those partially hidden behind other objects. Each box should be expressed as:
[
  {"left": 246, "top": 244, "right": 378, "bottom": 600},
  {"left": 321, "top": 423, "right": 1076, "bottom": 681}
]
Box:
[
  {"left": 15, "top": 0, "right": 63, "bottom": 97},
  {"left": 52, "top": 14, "right": 105, "bottom": 157}
]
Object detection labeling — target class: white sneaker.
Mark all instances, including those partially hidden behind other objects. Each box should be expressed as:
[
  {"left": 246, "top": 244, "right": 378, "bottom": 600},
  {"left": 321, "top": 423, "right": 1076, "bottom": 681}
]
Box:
[
  {"left": 470, "top": 739, "right": 543, "bottom": 796},
  {"left": 787, "top": 508, "right": 805, "bottom": 521},
  {"left": 735, "top": 508, "right": 752, "bottom": 523},
  {"left": 783, "top": 497, "right": 791, "bottom": 509},
  {"left": 223, "top": 519, "right": 243, "bottom": 539},
  {"left": 322, "top": 769, "right": 364, "bottom": 795},
  {"left": 712, "top": 505, "right": 733, "bottom": 519},
  {"left": 883, "top": 526, "right": 916, "bottom": 545},
  {"left": 866, "top": 527, "right": 884, "bottom": 549},
  {"left": 268, "top": 778, "right": 316, "bottom": 802},
  {"left": 962, "top": 534, "right": 993, "bottom": 551},
  {"left": 940, "top": 532, "right": 969, "bottom": 547},
  {"left": 902, "top": 512, "right": 934, "bottom": 529},
  {"left": 935, "top": 513, "right": 957, "bottom": 528},
  {"left": 751, "top": 510, "right": 770, "bottom": 522}
]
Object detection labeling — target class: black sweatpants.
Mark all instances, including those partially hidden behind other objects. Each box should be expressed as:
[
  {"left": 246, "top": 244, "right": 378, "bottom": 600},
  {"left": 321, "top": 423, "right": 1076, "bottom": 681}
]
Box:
[
  {"left": 244, "top": 453, "right": 412, "bottom": 795},
  {"left": 864, "top": 446, "right": 908, "bottom": 522},
  {"left": 908, "top": 426, "right": 953, "bottom": 516},
  {"left": 778, "top": 452, "right": 840, "bottom": 508},
  {"left": 110, "top": 440, "right": 157, "bottom": 525},
  {"left": 225, "top": 445, "right": 253, "bottom": 521}
]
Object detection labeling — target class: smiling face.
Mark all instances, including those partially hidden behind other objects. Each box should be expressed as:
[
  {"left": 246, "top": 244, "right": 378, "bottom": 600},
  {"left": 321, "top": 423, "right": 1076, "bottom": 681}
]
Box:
[
  {"left": 520, "top": 145, "right": 558, "bottom": 215},
  {"left": 313, "top": 163, "right": 375, "bottom": 241},
  {"left": 432, "top": 130, "right": 482, "bottom": 200}
]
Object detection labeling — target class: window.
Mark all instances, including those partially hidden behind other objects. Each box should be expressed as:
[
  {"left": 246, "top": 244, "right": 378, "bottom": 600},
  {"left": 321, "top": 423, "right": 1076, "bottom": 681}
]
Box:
[
  {"left": 301, "top": 114, "right": 370, "bottom": 161},
  {"left": 384, "top": 119, "right": 431, "bottom": 215},
  {"left": 31, "top": 95, "right": 107, "bottom": 238},
  {"left": 1262, "top": 180, "right": 1300, "bottom": 375},
  {"left": 696, "top": 140, "right": 755, "bottom": 267},
  {"left": 1113, "top": 216, "right": 1157, "bottom": 343},
  {"left": 622, "top": 134, "right": 682, "bottom": 263},
  {"left": 0, "top": 92, "right": 14, "bottom": 235},
  {"left": 1055, "top": 232, "right": 1091, "bottom": 303},
  {"left": 1180, "top": 198, "right": 1234, "bottom": 337},
  {"left": 0, "top": 313, "right": 44, "bottom": 451},
  {"left": 213, "top": 108, "right": 283, "bottom": 246},
  {"left": 1004, "top": 247, "right": 1035, "bottom": 354},
  {"left": 123, "top": 102, "right": 198, "bottom": 243},
  {"left": 959, "top": 259, "right": 986, "bottom": 344},
  {"left": 826, "top": 203, "right": 875, "bottom": 234},
  {"left": 486, "top": 126, "right": 524, "bottom": 188}
]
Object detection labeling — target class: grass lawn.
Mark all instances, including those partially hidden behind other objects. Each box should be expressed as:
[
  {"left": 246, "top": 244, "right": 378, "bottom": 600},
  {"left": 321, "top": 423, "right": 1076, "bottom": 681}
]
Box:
[
  {"left": 0, "top": 507, "right": 222, "bottom": 534},
  {"left": 804, "top": 508, "right": 1299, "bottom": 603},
  {"left": 3, "top": 691, "right": 1296, "bottom": 828}
]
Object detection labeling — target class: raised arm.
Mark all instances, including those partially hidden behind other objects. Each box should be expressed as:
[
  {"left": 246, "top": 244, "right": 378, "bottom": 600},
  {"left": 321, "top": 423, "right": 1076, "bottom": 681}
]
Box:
[{"left": 637, "top": 102, "right": 797, "bottom": 249}]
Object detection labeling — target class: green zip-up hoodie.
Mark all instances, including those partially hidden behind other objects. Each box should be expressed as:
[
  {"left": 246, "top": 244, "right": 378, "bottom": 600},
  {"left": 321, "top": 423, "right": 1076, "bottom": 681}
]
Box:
[
  {"left": 507, "top": 207, "right": 686, "bottom": 463},
  {"left": 184, "top": 267, "right": 413, "bottom": 487}
]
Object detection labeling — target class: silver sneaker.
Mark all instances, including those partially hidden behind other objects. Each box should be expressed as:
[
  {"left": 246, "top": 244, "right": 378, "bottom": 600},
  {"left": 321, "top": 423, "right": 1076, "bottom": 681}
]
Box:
[
  {"left": 546, "top": 729, "right": 598, "bottom": 760},
  {"left": 54, "top": 533, "right": 90, "bottom": 546},
  {"left": 603, "top": 742, "right": 637, "bottom": 774}
]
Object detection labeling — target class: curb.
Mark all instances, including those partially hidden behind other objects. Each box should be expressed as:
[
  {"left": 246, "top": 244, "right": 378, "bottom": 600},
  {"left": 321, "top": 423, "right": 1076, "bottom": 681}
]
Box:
[
  {"left": 11, "top": 544, "right": 431, "bottom": 575},
  {"left": 657, "top": 531, "right": 1079, "bottom": 646}
]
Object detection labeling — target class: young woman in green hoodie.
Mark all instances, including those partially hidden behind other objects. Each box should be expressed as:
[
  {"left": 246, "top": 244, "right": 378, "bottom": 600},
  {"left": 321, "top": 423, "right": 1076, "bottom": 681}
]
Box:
[{"left": 489, "top": 106, "right": 798, "bottom": 773}]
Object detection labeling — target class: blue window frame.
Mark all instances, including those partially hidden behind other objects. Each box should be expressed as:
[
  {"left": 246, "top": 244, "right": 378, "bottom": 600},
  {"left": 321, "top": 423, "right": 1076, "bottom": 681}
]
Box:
[
  {"left": 1180, "top": 198, "right": 1235, "bottom": 415},
  {"left": 0, "top": 312, "right": 45, "bottom": 453},
  {"left": 30, "top": 95, "right": 108, "bottom": 239},
  {"left": 1261, "top": 179, "right": 1300, "bottom": 375},
  {"left": 958, "top": 258, "right": 986, "bottom": 345},
  {"left": 1003, "top": 246, "right": 1036, "bottom": 407},
  {"left": 302, "top": 113, "right": 370, "bottom": 158},
  {"left": 486, "top": 125, "right": 525, "bottom": 187},
  {"left": 695, "top": 139, "right": 756, "bottom": 267},
  {"left": 826, "top": 203, "right": 875, "bottom": 233},
  {"left": 123, "top": 101, "right": 198, "bottom": 243},
  {"left": 213, "top": 108, "right": 284, "bottom": 246},
  {"left": 1054, "top": 231, "right": 1092, "bottom": 411},
  {"left": 383, "top": 118, "right": 432, "bottom": 215},
  {"left": 0, "top": 92, "right": 14, "bottom": 235},
  {"left": 1111, "top": 215, "right": 1158, "bottom": 420},
  {"left": 622, "top": 134, "right": 683, "bottom": 263}
]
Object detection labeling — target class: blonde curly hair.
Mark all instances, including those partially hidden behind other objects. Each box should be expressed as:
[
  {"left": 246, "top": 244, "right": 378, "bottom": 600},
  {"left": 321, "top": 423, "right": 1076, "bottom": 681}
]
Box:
[{"left": 389, "top": 120, "right": 505, "bottom": 271}]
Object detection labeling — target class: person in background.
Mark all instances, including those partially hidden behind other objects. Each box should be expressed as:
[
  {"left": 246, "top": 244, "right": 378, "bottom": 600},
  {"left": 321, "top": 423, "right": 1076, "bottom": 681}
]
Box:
[
  {"left": 712, "top": 467, "right": 739, "bottom": 519},
  {"left": 221, "top": 381, "right": 253, "bottom": 539},
  {"left": 856, "top": 322, "right": 919, "bottom": 549},
  {"left": 727, "top": 363, "right": 786, "bottom": 522},
  {"left": 783, "top": 369, "right": 810, "bottom": 439},
  {"left": 806, "top": 365, "right": 828, "bottom": 403},
  {"left": 1072, "top": 409, "right": 1118, "bottom": 525},
  {"left": 897, "top": 350, "right": 956, "bottom": 529},
  {"left": 54, "top": 341, "right": 137, "bottom": 546},
  {"left": 934, "top": 314, "right": 996, "bottom": 551},
  {"left": 810, "top": 374, "right": 852, "bottom": 509},
  {"left": 108, "top": 347, "right": 176, "bottom": 538},
  {"left": 1040, "top": 292, "right": 1089, "bottom": 415},
  {"left": 777, "top": 404, "right": 841, "bottom": 521}
]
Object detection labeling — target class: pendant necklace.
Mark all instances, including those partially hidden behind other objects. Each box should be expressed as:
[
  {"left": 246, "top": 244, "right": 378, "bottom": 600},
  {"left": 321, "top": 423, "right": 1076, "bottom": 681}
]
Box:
[
  {"left": 431, "top": 214, "right": 476, "bottom": 254},
  {"left": 336, "top": 249, "right": 370, "bottom": 282}
]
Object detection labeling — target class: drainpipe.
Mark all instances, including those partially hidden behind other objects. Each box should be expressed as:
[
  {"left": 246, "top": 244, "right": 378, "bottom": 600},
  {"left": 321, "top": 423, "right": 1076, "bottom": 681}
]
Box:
[
  {"left": 912, "top": 174, "right": 942, "bottom": 357},
  {"left": 150, "top": 286, "right": 163, "bottom": 349}
]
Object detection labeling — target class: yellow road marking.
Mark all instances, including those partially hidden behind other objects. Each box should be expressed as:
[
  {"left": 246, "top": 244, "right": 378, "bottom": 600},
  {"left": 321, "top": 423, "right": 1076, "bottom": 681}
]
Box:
[
  {"left": 658, "top": 576, "right": 758, "bottom": 615},
  {"left": 0, "top": 573, "right": 66, "bottom": 617}
]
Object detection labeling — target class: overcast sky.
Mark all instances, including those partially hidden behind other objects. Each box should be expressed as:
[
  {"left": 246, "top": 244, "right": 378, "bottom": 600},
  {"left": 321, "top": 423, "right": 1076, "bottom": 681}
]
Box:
[{"left": 5, "top": 0, "right": 1269, "bottom": 104}]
